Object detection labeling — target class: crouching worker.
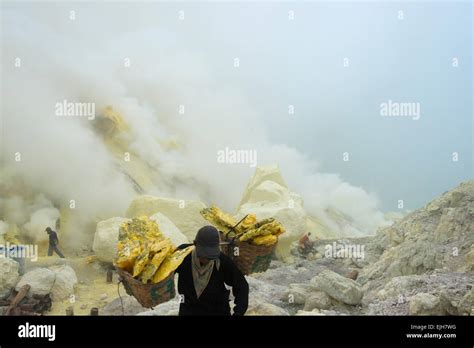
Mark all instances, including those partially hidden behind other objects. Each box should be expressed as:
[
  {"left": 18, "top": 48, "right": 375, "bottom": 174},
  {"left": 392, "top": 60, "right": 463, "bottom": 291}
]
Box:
[
  {"left": 175, "top": 226, "right": 249, "bottom": 316},
  {"left": 45, "top": 227, "right": 65, "bottom": 258}
]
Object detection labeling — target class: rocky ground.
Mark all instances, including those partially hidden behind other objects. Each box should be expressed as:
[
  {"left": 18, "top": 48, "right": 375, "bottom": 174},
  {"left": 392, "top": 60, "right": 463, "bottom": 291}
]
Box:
[
  {"left": 1, "top": 180, "right": 472, "bottom": 316},
  {"left": 137, "top": 180, "right": 474, "bottom": 316}
]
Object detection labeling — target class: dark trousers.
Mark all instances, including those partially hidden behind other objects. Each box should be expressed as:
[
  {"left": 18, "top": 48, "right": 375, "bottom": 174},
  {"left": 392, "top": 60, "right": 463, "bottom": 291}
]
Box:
[{"left": 48, "top": 244, "right": 65, "bottom": 258}]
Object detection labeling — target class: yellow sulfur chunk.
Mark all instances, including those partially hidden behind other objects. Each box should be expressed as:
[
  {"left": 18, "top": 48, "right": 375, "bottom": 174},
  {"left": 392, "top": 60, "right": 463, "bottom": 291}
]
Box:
[
  {"left": 147, "top": 238, "right": 173, "bottom": 254},
  {"left": 86, "top": 255, "right": 97, "bottom": 264},
  {"left": 201, "top": 206, "right": 236, "bottom": 230},
  {"left": 120, "top": 216, "right": 163, "bottom": 241},
  {"left": 97, "top": 106, "right": 130, "bottom": 134},
  {"left": 239, "top": 221, "right": 285, "bottom": 242},
  {"left": 140, "top": 263, "right": 157, "bottom": 284},
  {"left": 271, "top": 223, "right": 285, "bottom": 236},
  {"left": 115, "top": 240, "right": 141, "bottom": 272},
  {"left": 199, "top": 205, "right": 285, "bottom": 246},
  {"left": 251, "top": 234, "right": 278, "bottom": 246},
  {"left": 115, "top": 216, "right": 194, "bottom": 284},
  {"left": 139, "top": 246, "right": 172, "bottom": 284},
  {"left": 235, "top": 214, "right": 257, "bottom": 233},
  {"left": 152, "top": 246, "right": 194, "bottom": 283},
  {"left": 132, "top": 249, "right": 150, "bottom": 277},
  {"left": 239, "top": 222, "right": 275, "bottom": 242},
  {"left": 252, "top": 218, "right": 275, "bottom": 229}
]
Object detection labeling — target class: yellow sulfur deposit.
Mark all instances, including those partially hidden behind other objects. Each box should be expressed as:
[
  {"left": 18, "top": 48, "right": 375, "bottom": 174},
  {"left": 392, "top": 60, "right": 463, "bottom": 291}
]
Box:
[
  {"left": 114, "top": 216, "right": 191, "bottom": 284},
  {"left": 85, "top": 255, "right": 97, "bottom": 264},
  {"left": 239, "top": 222, "right": 274, "bottom": 242},
  {"left": 152, "top": 246, "right": 194, "bottom": 283},
  {"left": 96, "top": 106, "right": 130, "bottom": 135},
  {"left": 4, "top": 224, "right": 20, "bottom": 244},
  {"left": 119, "top": 216, "right": 163, "bottom": 241},
  {"left": 252, "top": 218, "right": 275, "bottom": 230},
  {"left": 139, "top": 245, "right": 172, "bottom": 283},
  {"left": 132, "top": 249, "right": 150, "bottom": 277},
  {"left": 200, "top": 206, "right": 284, "bottom": 246},
  {"left": 252, "top": 234, "right": 278, "bottom": 246},
  {"left": 115, "top": 240, "right": 141, "bottom": 273},
  {"left": 201, "top": 206, "right": 236, "bottom": 230},
  {"left": 238, "top": 214, "right": 257, "bottom": 233}
]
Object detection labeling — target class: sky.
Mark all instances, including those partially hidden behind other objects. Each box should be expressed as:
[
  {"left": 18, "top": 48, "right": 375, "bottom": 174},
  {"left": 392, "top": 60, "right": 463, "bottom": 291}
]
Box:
[
  {"left": 172, "top": 1, "right": 473, "bottom": 211},
  {"left": 1, "top": 0, "right": 472, "bottom": 216}
]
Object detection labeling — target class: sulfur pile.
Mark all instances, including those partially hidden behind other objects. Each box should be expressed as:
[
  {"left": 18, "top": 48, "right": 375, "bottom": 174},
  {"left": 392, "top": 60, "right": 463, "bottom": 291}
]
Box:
[
  {"left": 200, "top": 206, "right": 285, "bottom": 246},
  {"left": 114, "top": 217, "right": 193, "bottom": 284}
]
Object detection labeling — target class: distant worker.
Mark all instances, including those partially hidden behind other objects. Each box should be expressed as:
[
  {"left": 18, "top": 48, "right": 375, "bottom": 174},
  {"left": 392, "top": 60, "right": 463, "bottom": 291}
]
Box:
[
  {"left": 45, "top": 227, "right": 65, "bottom": 258},
  {"left": 298, "top": 232, "right": 314, "bottom": 255}
]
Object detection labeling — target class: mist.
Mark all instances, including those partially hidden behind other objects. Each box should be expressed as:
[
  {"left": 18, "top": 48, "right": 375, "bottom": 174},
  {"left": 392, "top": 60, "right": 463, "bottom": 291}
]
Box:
[{"left": 1, "top": 2, "right": 394, "bottom": 245}]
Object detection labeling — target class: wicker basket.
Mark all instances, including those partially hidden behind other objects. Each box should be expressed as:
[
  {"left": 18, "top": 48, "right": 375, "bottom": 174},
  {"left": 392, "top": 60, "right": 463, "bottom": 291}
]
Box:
[
  {"left": 220, "top": 232, "right": 277, "bottom": 275},
  {"left": 116, "top": 268, "right": 175, "bottom": 308}
]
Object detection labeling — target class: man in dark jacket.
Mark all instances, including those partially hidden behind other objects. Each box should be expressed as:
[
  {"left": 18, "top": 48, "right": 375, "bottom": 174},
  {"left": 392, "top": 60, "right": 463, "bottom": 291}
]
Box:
[
  {"left": 176, "top": 225, "right": 248, "bottom": 316},
  {"left": 45, "top": 227, "right": 65, "bottom": 258}
]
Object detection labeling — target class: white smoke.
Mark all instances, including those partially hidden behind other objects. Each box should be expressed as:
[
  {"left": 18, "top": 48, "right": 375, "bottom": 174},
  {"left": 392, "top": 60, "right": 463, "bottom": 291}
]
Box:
[
  {"left": 0, "top": 193, "right": 60, "bottom": 242},
  {"left": 1, "top": 3, "right": 387, "bottom": 244},
  {"left": 23, "top": 207, "right": 60, "bottom": 243},
  {"left": 0, "top": 220, "right": 8, "bottom": 243}
]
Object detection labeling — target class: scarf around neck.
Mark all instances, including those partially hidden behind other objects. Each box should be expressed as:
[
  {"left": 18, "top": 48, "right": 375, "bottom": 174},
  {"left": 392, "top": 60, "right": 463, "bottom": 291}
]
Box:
[{"left": 191, "top": 248, "right": 220, "bottom": 298}]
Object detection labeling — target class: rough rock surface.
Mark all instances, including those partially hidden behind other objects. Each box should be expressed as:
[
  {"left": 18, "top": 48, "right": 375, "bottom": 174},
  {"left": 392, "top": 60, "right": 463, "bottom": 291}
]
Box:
[
  {"left": 126, "top": 196, "right": 208, "bottom": 240},
  {"left": 237, "top": 178, "right": 307, "bottom": 261},
  {"left": 49, "top": 265, "right": 78, "bottom": 301},
  {"left": 0, "top": 258, "right": 19, "bottom": 299},
  {"left": 15, "top": 268, "right": 56, "bottom": 297},
  {"left": 149, "top": 212, "right": 189, "bottom": 246},
  {"left": 103, "top": 295, "right": 147, "bottom": 315},
  {"left": 238, "top": 165, "right": 287, "bottom": 207},
  {"left": 93, "top": 217, "right": 130, "bottom": 263},
  {"left": 409, "top": 293, "right": 443, "bottom": 315},
  {"left": 359, "top": 181, "right": 474, "bottom": 283},
  {"left": 310, "top": 269, "right": 363, "bottom": 305},
  {"left": 118, "top": 181, "right": 474, "bottom": 316},
  {"left": 303, "top": 291, "right": 333, "bottom": 311},
  {"left": 281, "top": 283, "right": 313, "bottom": 305},
  {"left": 458, "top": 288, "right": 474, "bottom": 315},
  {"left": 366, "top": 271, "right": 473, "bottom": 315},
  {"left": 14, "top": 265, "right": 78, "bottom": 301},
  {"left": 137, "top": 297, "right": 180, "bottom": 316},
  {"left": 246, "top": 299, "right": 289, "bottom": 315}
]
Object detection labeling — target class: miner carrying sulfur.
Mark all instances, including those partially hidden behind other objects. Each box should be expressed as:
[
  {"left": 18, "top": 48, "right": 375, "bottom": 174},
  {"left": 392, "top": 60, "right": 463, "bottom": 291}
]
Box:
[
  {"left": 175, "top": 225, "right": 249, "bottom": 315},
  {"left": 45, "top": 227, "right": 65, "bottom": 258}
]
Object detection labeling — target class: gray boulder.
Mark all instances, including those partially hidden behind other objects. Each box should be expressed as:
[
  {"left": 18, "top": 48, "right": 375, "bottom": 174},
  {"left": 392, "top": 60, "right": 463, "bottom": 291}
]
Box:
[
  {"left": 246, "top": 298, "right": 290, "bottom": 315},
  {"left": 281, "top": 283, "right": 313, "bottom": 305},
  {"left": 304, "top": 291, "right": 332, "bottom": 311},
  {"left": 409, "top": 293, "right": 443, "bottom": 315},
  {"left": 103, "top": 295, "right": 147, "bottom": 315},
  {"left": 457, "top": 289, "right": 473, "bottom": 315},
  {"left": 311, "top": 269, "right": 363, "bottom": 305},
  {"left": 0, "top": 258, "right": 20, "bottom": 299},
  {"left": 15, "top": 268, "right": 56, "bottom": 297},
  {"left": 49, "top": 265, "right": 78, "bottom": 301}
]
